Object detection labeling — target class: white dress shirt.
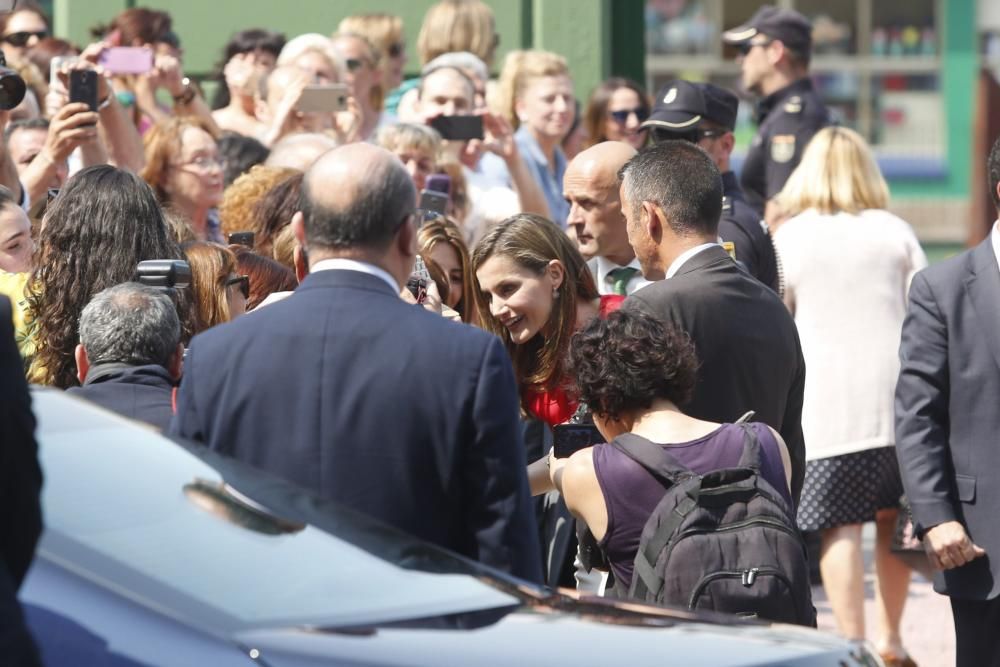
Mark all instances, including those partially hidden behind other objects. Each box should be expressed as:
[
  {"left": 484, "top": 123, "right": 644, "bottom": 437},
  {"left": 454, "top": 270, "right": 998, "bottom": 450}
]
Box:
[
  {"left": 665, "top": 242, "right": 720, "bottom": 280},
  {"left": 594, "top": 256, "right": 653, "bottom": 296},
  {"left": 310, "top": 258, "right": 399, "bottom": 292}
]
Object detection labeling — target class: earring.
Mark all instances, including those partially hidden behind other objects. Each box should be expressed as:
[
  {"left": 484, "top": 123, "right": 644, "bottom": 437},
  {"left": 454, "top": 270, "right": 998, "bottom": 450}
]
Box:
[{"left": 552, "top": 288, "right": 559, "bottom": 298}]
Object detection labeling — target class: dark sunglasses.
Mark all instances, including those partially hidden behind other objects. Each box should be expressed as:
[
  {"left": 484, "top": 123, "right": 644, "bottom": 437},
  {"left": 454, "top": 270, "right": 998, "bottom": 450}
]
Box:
[
  {"left": 387, "top": 42, "right": 405, "bottom": 58},
  {"left": 345, "top": 57, "right": 368, "bottom": 72},
  {"left": 652, "top": 128, "right": 729, "bottom": 144},
  {"left": 609, "top": 108, "right": 650, "bottom": 124},
  {"left": 736, "top": 39, "right": 773, "bottom": 56},
  {"left": 225, "top": 275, "right": 250, "bottom": 300},
  {"left": 2, "top": 30, "right": 48, "bottom": 47}
]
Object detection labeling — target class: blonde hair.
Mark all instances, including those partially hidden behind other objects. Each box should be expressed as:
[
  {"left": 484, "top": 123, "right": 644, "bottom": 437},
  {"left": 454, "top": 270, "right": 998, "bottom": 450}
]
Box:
[
  {"left": 338, "top": 13, "right": 403, "bottom": 56},
  {"left": 417, "top": 0, "right": 496, "bottom": 67},
  {"left": 776, "top": 126, "right": 889, "bottom": 217},
  {"left": 493, "top": 49, "right": 570, "bottom": 130},
  {"left": 375, "top": 122, "right": 441, "bottom": 159},
  {"left": 276, "top": 34, "right": 343, "bottom": 80}
]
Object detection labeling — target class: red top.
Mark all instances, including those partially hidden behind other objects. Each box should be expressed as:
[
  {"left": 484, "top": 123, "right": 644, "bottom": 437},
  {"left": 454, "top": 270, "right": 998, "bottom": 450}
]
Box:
[{"left": 524, "top": 294, "right": 625, "bottom": 427}]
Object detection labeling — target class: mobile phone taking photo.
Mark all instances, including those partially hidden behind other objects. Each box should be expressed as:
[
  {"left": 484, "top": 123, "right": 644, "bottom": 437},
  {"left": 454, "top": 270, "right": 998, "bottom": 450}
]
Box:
[
  {"left": 68, "top": 69, "right": 99, "bottom": 112},
  {"left": 428, "top": 115, "right": 484, "bottom": 141},
  {"left": 296, "top": 84, "right": 349, "bottom": 113},
  {"left": 98, "top": 47, "right": 153, "bottom": 75}
]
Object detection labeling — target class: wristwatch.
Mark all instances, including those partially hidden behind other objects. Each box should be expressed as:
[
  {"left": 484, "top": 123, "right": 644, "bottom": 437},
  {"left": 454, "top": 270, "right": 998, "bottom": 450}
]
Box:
[{"left": 172, "top": 77, "right": 197, "bottom": 106}]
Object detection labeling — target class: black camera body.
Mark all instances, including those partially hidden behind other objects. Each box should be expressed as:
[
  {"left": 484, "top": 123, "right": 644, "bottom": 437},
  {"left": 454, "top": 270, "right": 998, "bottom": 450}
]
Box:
[
  {"left": 137, "top": 260, "right": 192, "bottom": 291},
  {"left": 0, "top": 48, "right": 26, "bottom": 111}
]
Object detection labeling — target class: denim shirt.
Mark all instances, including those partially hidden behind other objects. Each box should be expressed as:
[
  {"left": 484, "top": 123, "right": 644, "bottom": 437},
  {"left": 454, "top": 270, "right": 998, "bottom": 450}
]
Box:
[{"left": 479, "top": 127, "right": 569, "bottom": 228}]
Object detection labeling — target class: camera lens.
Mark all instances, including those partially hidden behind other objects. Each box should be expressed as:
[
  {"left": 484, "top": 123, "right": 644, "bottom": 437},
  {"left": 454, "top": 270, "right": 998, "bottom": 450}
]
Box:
[{"left": 0, "top": 67, "right": 26, "bottom": 110}]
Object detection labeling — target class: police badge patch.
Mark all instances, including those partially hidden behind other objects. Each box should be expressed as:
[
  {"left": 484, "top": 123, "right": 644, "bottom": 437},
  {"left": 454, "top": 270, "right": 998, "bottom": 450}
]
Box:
[{"left": 770, "top": 134, "right": 795, "bottom": 163}]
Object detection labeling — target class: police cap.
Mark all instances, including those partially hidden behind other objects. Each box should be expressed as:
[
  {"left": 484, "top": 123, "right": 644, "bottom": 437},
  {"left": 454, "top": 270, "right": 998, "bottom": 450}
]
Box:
[{"left": 722, "top": 5, "right": 812, "bottom": 55}]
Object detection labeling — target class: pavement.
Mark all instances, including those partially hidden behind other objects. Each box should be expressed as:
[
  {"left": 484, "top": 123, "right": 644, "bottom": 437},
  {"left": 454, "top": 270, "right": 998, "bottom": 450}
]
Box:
[{"left": 811, "top": 525, "right": 954, "bottom": 666}]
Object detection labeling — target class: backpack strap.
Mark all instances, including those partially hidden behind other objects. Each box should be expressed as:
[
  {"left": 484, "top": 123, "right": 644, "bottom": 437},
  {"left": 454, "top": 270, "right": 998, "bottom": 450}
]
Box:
[
  {"left": 610, "top": 432, "right": 696, "bottom": 487},
  {"left": 735, "top": 410, "right": 756, "bottom": 424},
  {"left": 735, "top": 423, "right": 763, "bottom": 472},
  {"left": 630, "top": 477, "right": 702, "bottom": 600}
]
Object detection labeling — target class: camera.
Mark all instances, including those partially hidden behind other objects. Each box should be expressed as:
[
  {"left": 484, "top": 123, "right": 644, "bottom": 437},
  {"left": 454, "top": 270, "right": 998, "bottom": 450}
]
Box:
[
  {"left": 0, "top": 49, "right": 26, "bottom": 111},
  {"left": 137, "top": 260, "right": 192, "bottom": 291}
]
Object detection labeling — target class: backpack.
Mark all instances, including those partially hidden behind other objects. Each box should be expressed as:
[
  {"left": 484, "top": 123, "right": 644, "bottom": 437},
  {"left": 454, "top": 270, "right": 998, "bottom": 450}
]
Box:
[{"left": 611, "top": 424, "right": 816, "bottom": 627}]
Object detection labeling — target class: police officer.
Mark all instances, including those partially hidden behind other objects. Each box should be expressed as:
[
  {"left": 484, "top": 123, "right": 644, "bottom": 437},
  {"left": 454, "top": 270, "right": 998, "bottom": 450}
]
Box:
[
  {"left": 641, "top": 80, "right": 779, "bottom": 292},
  {"left": 723, "top": 5, "right": 831, "bottom": 215}
]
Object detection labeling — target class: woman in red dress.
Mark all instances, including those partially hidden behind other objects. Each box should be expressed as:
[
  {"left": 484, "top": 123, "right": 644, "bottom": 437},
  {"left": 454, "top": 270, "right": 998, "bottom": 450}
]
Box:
[{"left": 472, "top": 213, "right": 623, "bottom": 429}]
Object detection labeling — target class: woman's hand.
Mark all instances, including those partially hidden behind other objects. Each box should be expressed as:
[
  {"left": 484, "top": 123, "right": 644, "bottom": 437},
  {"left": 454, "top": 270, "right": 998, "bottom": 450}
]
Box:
[{"left": 223, "top": 53, "right": 258, "bottom": 96}]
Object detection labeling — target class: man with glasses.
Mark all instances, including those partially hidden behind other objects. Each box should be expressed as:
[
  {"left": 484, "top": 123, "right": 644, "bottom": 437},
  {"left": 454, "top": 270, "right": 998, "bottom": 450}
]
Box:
[
  {"left": 172, "top": 143, "right": 542, "bottom": 584},
  {"left": 723, "top": 5, "right": 831, "bottom": 215},
  {"left": 641, "top": 80, "right": 778, "bottom": 292}
]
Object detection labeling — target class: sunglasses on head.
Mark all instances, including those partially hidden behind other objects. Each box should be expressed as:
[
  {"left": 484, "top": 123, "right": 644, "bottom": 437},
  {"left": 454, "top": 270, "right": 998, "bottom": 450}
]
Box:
[
  {"left": 609, "top": 107, "right": 650, "bottom": 124},
  {"left": 225, "top": 275, "right": 250, "bottom": 300},
  {"left": 2, "top": 30, "right": 48, "bottom": 47}
]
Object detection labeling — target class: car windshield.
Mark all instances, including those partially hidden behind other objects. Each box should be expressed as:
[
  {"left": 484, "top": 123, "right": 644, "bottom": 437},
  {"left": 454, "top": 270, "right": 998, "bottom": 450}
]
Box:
[{"left": 32, "top": 389, "right": 521, "bottom": 634}]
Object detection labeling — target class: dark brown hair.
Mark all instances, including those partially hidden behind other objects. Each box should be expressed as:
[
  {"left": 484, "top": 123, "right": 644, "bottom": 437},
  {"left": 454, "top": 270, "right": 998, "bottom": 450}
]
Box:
[
  {"left": 472, "top": 214, "right": 598, "bottom": 399},
  {"left": 250, "top": 171, "right": 303, "bottom": 257},
  {"left": 582, "top": 77, "right": 649, "bottom": 148},
  {"left": 230, "top": 245, "right": 297, "bottom": 311},
  {"left": 570, "top": 309, "right": 698, "bottom": 420},
  {"left": 183, "top": 241, "right": 238, "bottom": 333}
]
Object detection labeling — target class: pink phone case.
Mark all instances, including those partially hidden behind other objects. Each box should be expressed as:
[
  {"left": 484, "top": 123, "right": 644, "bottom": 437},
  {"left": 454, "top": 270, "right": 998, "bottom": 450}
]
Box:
[{"left": 99, "top": 48, "right": 153, "bottom": 75}]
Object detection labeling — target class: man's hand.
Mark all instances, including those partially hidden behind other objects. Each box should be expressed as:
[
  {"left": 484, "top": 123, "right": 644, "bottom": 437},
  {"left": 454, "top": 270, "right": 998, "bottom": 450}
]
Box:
[
  {"left": 42, "top": 102, "right": 99, "bottom": 163},
  {"left": 924, "top": 521, "right": 986, "bottom": 570}
]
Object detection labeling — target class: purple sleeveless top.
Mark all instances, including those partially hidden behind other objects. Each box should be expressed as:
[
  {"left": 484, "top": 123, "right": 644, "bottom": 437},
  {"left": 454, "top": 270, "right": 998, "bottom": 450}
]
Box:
[{"left": 592, "top": 422, "right": 790, "bottom": 590}]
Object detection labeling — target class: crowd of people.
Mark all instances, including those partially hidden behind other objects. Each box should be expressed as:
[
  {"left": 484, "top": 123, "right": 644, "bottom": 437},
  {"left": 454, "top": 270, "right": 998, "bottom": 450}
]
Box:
[{"left": 0, "top": 1, "right": 998, "bottom": 665}]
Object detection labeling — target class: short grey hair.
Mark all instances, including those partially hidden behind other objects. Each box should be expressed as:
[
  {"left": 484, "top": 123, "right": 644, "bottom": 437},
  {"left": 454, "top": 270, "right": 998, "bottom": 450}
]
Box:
[
  {"left": 79, "top": 282, "right": 181, "bottom": 368},
  {"left": 422, "top": 52, "right": 488, "bottom": 83}
]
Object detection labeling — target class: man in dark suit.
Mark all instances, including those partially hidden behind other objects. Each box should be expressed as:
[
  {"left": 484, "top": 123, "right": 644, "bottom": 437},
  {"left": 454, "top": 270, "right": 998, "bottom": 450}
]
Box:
[
  {"left": 618, "top": 140, "right": 806, "bottom": 503},
  {"left": 0, "top": 295, "right": 44, "bottom": 665},
  {"left": 67, "top": 282, "right": 182, "bottom": 432},
  {"left": 171, "top": 143, "right": 542, "bottom": 583},
  {"left": 894, "top": 137, "right": 1000, "bottom": 666}
]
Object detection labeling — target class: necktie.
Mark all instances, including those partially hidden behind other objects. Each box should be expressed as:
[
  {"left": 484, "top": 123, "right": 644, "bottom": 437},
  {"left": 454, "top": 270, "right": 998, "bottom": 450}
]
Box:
[{"left": 608, "top": 267, "right": 639, "bottom": 296}]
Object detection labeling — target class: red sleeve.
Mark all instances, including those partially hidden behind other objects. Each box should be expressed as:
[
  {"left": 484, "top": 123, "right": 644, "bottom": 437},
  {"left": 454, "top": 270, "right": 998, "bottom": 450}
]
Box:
[
  {"left": 599, "top": 294, "right": 625, "bottom": 318},
  {"left": 524, "top": 386, "right": 577, "bottom": 428}
]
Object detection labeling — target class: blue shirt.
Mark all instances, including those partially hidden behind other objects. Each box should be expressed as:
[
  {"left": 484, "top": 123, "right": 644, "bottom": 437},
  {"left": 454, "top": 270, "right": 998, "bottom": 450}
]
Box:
[{"left": 479, "top": 126, "right": 569, "bottom": 228}]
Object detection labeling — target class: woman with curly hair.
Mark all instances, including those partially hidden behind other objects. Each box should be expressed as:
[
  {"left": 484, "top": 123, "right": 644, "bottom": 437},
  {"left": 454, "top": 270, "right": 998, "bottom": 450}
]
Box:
[
  {"left": 546, "top": 308, "right": 793, "bottom": 591},
  {"left": 23, "top": 165, "right": 188, "bottom": 388}
]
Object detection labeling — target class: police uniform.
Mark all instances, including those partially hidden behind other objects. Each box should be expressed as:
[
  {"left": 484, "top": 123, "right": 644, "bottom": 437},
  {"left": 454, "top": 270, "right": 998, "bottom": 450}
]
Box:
[
  {"left": 740, "top": 78, "right": 831, "bottom": 213},
  {"left": 642, "top": 79, "right": 780, "bottom": 292},
  {"left": 723, "top": 5, "right": 833, "bottom": 213}
]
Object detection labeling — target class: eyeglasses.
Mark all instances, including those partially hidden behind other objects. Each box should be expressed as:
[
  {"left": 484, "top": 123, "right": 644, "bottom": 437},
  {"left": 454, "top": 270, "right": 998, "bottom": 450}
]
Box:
[
  {"left": 172, "top": 155, "right": 223, "bottom": 171},
  {"left": 2, "top": 30, "right": 48, "bottom": 47},
  {"left": 387, "top": 42, "right": 405, "bottom": 58},
  {"left": 608, "top": 108, "right": 650, "bottom": 124},
  {"left": 225, "top": 275, "right": 250, "bottom": 299},
  {"left": 736, "top": 39, "right": 773, "bottom": 56}
]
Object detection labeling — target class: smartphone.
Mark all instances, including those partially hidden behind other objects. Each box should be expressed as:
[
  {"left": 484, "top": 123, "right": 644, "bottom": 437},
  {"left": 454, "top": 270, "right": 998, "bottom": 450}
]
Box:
[
  {"left": 406, "top": 255, "right": 431, "bottom": 303},
  {"left": 49, "top": 55, "right": 79, "bottom": 86},
  {"left": 296, "top": 84, "right": 349, "bottom": 113},
  {"left": 228, "top": 231, "right": 255, "bottom": 248},
  {"left": 418, "top": 190, "right": 448, "bottom": 217},
  {"left": 428, "top": 115, "right": 484, "bottom": 141},
  {"left": 69, "top": 70, "right": 99, "bottom": 112},
  {"left": 137, "top": 260, "right": 192, "bottom": 290},
  {"left": 99, "top": 47, "right": 153, "bottom": 75},
  {"left": 552, "top": 423, "right": 605, "bottom": 459}
]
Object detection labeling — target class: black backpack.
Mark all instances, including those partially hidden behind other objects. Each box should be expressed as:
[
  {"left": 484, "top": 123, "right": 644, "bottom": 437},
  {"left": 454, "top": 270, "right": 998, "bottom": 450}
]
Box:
[{"left": 611, "top": 425, "right": 816, "bottom": 627}]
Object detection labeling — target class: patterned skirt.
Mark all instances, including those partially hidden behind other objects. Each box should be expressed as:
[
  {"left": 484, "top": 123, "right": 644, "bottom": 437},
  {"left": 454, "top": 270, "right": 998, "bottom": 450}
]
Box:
[{"left": 796, "top": 445, "right": 904, "bottom": 532}]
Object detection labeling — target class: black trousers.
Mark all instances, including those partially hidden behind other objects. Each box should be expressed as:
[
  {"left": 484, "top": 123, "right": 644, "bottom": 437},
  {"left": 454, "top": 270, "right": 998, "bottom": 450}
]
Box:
[{"left": 951, "top": 596, "right": 1000, "bottom": 667}]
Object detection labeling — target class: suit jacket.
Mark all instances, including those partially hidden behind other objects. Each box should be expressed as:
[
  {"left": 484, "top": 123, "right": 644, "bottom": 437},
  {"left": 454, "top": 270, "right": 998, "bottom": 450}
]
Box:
[
  {"left": 171, "top": 269, "right": 542, "bottom": 583},
  {"left": 895, "top": 238, "right": 1000, "bottom": 599},
  {"left": 624, "top": 246, "right": 806, "bottom": 502},
  {"left": 66, "top": 364, "right": 175, "bottom": 431},
  {"left": 0, "top": 296, "right": 43, "bottom": 666}
]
